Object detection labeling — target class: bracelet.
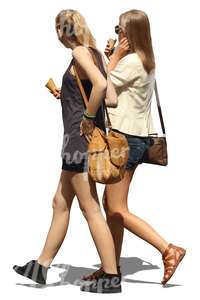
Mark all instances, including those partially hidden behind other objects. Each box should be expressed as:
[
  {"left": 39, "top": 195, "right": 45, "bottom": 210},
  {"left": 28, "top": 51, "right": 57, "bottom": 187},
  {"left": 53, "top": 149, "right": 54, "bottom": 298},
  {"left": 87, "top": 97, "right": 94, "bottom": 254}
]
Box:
[
  {"left": 83, "top": 110, "right": 96, "bottom": 120},
  {"left": 83, "top": 114, "right": 95, "bottom": 121}
]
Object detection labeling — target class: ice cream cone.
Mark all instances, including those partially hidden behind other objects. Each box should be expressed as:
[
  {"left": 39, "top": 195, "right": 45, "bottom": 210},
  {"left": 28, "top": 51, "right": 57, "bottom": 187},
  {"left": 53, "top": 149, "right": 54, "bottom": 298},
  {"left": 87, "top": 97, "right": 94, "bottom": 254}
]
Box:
[
  {"left": 45, "top": 78, "right": 57, "bottom": 93},
  {"left": 107, "top": 38, "right": 117, "bottom": 51}
]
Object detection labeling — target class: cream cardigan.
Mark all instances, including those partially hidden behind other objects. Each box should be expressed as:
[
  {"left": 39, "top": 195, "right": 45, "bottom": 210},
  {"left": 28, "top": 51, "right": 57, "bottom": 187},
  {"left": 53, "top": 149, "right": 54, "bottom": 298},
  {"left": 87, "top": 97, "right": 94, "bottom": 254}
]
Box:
[{"left": 107, "top": 52, "right": 156, "bottom": 136}]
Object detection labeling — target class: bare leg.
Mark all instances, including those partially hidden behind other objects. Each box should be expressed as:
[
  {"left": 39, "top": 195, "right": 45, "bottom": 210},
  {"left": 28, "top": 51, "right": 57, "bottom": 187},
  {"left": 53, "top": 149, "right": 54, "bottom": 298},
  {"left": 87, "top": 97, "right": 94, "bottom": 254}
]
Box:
[
  {"left": 37, "top": 170, "right": 75, "bottom": 267},
  {"left": 103, "top": 166, "right": 169, "bottom": 266},
  {"left": 70, "top": 171, "right": 117, "bottom": 274}
]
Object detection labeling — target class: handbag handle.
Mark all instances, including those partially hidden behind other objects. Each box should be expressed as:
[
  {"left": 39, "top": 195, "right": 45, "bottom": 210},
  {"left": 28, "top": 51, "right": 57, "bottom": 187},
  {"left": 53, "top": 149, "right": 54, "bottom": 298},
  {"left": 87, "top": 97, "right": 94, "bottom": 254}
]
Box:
[{"left": 154, "top": 80, "right": 166, "bottom": 136}]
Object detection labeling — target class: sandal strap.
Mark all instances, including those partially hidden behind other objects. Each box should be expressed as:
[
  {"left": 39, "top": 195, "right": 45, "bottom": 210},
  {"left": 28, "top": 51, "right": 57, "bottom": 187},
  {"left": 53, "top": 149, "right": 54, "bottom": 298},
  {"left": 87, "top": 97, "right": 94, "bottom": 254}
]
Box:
[{"left": 162, "top": 243, "right": 186, "bottom": 284}]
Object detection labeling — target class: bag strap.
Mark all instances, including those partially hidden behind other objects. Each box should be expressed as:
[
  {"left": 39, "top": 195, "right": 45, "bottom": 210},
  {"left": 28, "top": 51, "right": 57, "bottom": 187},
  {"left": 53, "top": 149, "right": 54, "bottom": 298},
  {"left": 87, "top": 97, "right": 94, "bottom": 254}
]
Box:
[
  {"left": 72, "top": 65, "right": 88, "bottom": 108},
  {"left": 72, "top": 48, "right": 112, "bottom": 130},
  {"left": 154, "top": 80, "right": 166, "bottom": 136},
  {"left": 73, "top": 50, "right": 166, "bottom": 136},
  {"left": 88, "top": 48, "right": 113, "bottom": 129}
]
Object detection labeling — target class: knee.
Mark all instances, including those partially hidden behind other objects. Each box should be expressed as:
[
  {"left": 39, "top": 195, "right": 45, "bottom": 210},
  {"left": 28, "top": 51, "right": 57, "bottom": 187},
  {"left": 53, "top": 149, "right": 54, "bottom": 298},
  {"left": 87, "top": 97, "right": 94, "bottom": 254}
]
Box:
[
  {"left": 78, "top": 203, "right": 101, "bottom": 220},
  {"left": 52, "top": 195, "right": 70, "bottom": 213},
  {"left": 103, "top": 201, "right": 127, "bottom": 219},
  {"left": 105, "top": 207, "right": 124, "bottom": 218}
]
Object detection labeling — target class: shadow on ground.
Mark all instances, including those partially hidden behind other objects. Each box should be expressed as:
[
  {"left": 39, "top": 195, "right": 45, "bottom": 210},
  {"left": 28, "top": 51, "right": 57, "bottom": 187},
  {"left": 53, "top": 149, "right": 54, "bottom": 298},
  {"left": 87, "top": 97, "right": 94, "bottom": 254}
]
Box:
[{"left": 16, "top": 256, "right": 180, "bottom": 288}]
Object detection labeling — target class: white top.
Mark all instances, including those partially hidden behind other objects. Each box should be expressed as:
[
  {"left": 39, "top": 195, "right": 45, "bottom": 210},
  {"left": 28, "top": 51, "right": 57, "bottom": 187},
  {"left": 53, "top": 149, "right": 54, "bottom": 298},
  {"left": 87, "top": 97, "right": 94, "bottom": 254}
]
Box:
[{"left": 108, "top": 52, "right": 156, "bottom": 136}]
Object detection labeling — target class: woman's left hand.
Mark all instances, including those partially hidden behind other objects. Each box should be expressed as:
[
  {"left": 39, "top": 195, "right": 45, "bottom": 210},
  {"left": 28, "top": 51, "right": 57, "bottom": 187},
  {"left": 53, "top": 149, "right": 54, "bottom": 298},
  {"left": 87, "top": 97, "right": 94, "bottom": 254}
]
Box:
[{"left": 80, "top": 119, "right": 95, "bottom": 143}]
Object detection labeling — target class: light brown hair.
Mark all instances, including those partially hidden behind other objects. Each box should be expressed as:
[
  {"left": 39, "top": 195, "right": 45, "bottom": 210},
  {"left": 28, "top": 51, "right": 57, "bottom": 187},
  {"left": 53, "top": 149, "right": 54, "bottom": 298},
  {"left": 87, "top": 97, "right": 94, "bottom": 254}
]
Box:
[
  {"left": 120, "top": 9, "right": 155, "bottom": 73},
  {"left": 55, "top": 9, "right": 96, "bottom": 48}
]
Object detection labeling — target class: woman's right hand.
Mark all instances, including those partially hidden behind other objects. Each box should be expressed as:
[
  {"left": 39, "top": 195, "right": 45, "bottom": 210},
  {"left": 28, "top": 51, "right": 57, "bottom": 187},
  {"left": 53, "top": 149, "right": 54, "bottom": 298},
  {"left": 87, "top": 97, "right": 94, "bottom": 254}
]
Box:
[
  {"left": 112, "top": 37, "right": 130, "bottom": 60},
  {"left": 49, "top": 88, "right": 61, "bottom": 99}
]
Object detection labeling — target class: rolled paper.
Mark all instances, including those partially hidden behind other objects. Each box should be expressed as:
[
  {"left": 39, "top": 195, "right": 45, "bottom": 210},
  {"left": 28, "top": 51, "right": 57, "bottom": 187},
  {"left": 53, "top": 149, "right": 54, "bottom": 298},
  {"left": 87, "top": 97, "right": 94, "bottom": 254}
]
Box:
[{"left": 45, "top": 78, "right": 57, "bottom": 93}]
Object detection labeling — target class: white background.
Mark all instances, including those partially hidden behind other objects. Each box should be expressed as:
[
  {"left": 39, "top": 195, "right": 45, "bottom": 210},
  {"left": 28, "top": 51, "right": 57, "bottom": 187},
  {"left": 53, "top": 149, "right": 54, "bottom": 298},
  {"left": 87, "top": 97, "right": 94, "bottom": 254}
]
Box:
[{"left": 0, "top": 0, "right": 199, "bottom": 299}]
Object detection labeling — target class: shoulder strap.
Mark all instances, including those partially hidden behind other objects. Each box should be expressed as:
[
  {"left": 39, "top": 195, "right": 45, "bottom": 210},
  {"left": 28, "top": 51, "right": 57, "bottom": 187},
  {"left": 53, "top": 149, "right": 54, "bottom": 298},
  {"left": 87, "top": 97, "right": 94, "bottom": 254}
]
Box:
[
  {"left": 73, "top": 48, "right": 112, "bottom": 129},
  {"left": 72, "top": 65, "right": 89, "bottom": 108},
  {"left": 88, "top": 48, "right": 112, "bottom": 129},
  {"left": 154, "top": 80, "right": 166, "bottom": 136}
]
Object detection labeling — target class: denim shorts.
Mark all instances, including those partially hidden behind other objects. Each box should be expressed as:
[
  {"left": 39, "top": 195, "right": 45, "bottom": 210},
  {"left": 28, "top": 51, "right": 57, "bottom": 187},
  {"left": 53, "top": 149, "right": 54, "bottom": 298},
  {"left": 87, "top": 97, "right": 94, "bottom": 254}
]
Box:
[
  {"left": 62, "top": 130, "right": 153, "bottom": 173},
  {"left": 112, "top": 128, "right": 153, "bottom": 170}
]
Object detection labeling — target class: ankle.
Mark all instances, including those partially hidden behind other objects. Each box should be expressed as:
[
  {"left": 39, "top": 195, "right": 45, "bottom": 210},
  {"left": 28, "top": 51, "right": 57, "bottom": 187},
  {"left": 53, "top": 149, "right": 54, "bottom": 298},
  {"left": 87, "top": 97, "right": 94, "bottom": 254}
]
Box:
[
  {"left": 158, "top": 242, "right": 170, "bottom": 255},
  {"left": 36, "top": 258, "right": 52, "bottom": 268},
  {"left": 101, "top": 265, "right": 121, "bottom": 274},
  {"left": 103, "top": 267, "right": 118, "bottom": 275}
]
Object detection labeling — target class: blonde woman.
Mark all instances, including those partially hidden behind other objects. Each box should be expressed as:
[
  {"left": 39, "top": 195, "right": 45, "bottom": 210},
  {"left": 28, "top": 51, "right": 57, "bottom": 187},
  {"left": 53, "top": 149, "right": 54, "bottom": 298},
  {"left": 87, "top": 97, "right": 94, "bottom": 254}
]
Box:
[
  {"left": 13, "top": 10, "right": 121, "bottom": 294},
  {"left": 82, "top": 9, "right": 186, "bottom": 286}
]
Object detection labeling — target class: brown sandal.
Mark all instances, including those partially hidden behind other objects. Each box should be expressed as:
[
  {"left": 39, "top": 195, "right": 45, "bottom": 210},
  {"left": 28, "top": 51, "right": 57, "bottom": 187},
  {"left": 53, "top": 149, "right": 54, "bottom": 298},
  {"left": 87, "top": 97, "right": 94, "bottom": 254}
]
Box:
[{"left": 162, "top": 243, "right": 186, "bottom": 285}]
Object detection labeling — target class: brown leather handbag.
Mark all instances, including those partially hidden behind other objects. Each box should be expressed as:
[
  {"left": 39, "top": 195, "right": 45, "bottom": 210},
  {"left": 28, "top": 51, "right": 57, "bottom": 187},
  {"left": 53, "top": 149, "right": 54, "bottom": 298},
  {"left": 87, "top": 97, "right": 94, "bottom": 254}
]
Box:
[
  {"left": 142, "top": 81, "right": 168, "bottom": 166},
  {"left": 73, "top": 65, "right": 129, "bottom": 184}
]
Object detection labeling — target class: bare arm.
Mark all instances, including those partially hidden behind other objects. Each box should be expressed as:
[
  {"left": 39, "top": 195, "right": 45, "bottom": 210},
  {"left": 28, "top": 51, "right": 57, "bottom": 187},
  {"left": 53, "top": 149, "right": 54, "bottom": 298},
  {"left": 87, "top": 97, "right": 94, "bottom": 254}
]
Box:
[
  {"left": 101, "top": 55, "right": 118, "bottom": 108},
  {"left": 72, "top": 46, "right": 107, "bottom": 116},
  {"left": 107, "top": 38, "right": 130, "bottom": 72}
]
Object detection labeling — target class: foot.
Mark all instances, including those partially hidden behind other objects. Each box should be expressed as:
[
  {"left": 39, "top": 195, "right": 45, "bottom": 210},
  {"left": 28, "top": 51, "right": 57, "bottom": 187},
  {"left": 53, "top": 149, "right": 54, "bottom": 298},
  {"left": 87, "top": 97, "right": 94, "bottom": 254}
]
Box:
[
  {"left": 13, "top": 260, "right": 50, "bottom": 284},
  {"left": 161, "top": 243, "right": 186, "bottom": 285},
  {"left": 80, "top": 271, "right": 122, "bottom": 293},
  {"left": 82, "top": 266, "right": 121, "bottom": 281}
]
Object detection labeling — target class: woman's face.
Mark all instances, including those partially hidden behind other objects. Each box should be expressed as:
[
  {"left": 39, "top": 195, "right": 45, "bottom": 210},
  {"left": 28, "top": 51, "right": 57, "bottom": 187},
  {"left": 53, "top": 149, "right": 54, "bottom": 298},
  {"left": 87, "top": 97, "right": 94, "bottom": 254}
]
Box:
[
  {"left": 117, "top": 21, "right": 126, "bottom": 42},
  {"left": 56, "top": 25, "right": 72, "bottom": 48}
]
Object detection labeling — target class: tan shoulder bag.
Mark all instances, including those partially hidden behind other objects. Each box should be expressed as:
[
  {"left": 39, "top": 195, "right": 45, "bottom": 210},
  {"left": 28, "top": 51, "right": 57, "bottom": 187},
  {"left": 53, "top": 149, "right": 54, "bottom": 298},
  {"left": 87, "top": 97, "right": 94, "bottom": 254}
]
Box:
[{"left": 73, "top": 58, "right": 129, "bottom": 184}]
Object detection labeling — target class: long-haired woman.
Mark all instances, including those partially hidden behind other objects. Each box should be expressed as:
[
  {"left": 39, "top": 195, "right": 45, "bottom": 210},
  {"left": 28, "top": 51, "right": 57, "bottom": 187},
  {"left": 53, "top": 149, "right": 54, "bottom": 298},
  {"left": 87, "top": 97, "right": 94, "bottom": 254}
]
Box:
[
  {"left": 13, "top": 9, "right": 121, "bottom": 294},
  {"left": 83, "top": 9, "right": 186, "bottom": 286}
]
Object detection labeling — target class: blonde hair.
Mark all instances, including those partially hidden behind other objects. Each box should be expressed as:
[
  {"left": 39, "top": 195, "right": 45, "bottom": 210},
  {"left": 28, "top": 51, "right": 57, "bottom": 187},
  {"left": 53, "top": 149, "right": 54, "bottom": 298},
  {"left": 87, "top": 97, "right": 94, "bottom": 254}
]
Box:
[
  {"left": 55, "top": 9, "right": 96, "bottom": 48},
  {"left": 120, "top": 9, "right": 155, "bottom": 73}
]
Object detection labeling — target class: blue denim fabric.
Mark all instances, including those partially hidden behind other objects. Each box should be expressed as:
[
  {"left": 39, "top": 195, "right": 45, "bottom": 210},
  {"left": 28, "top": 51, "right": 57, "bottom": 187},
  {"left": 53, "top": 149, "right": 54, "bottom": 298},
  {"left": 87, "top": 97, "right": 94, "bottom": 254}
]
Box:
[
  {"left": 62, "top": 129, "right": 153, "bottom": 172},
  {"left": 112, "top": 128, "right": 153, "bottom": 170}
]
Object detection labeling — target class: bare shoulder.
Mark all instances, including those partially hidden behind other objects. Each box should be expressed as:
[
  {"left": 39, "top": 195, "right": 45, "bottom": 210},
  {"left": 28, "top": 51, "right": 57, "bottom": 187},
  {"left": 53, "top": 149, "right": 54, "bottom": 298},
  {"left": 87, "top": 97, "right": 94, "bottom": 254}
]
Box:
[{"left": 72, "top": 46, "right": 92, "bottom": 59}]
